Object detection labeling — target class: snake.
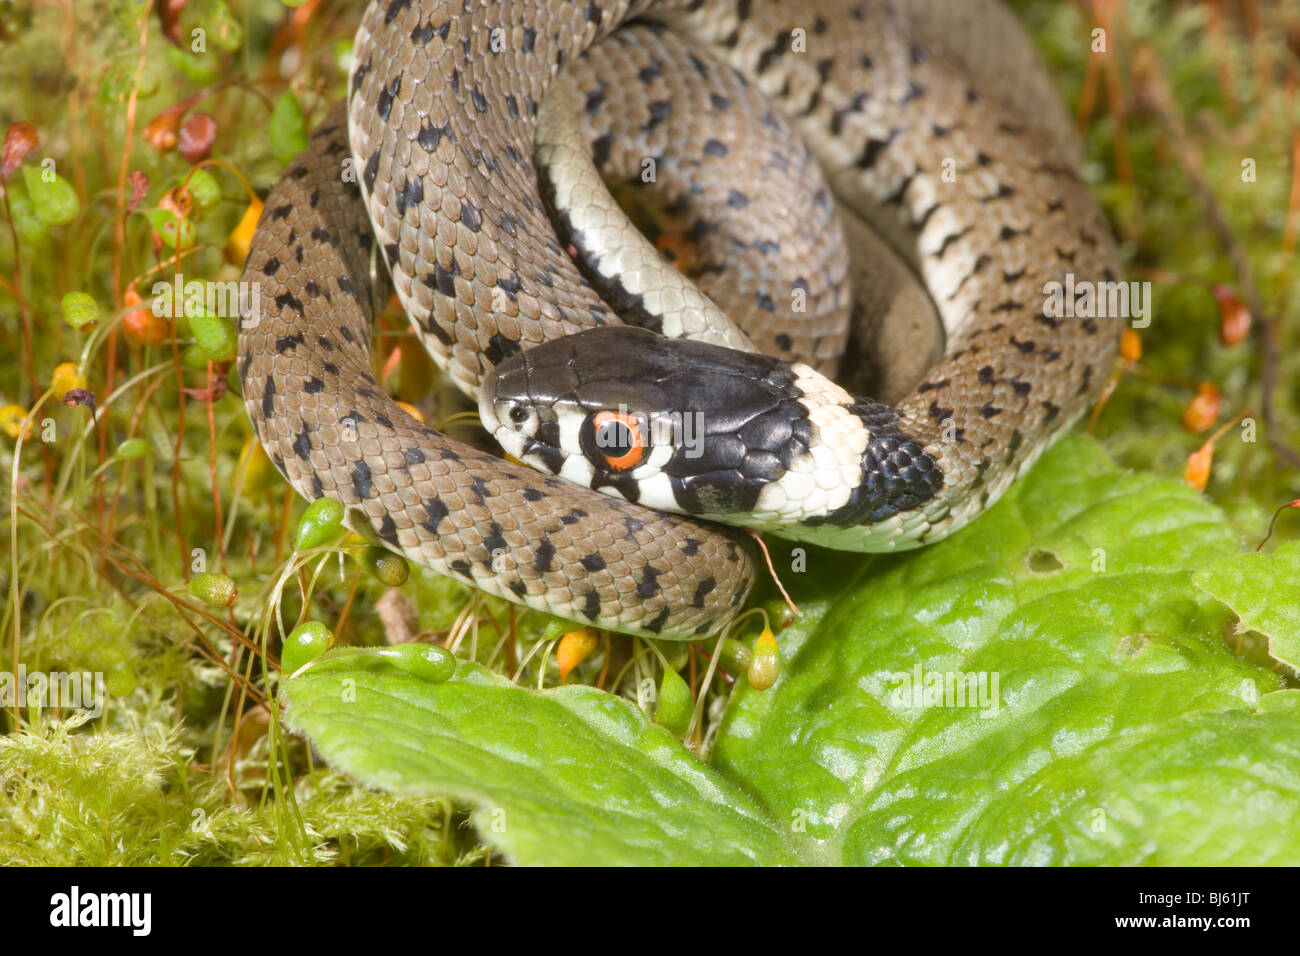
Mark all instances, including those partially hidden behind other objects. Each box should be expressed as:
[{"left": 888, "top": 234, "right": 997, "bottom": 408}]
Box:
[{"left": 240, "top": 0, "right": 1123, "bottom": 639}]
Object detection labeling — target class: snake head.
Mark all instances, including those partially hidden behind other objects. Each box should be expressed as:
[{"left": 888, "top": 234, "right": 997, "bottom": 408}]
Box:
[{"left": 479, "top": 325, "right": 856, "bottom": 520}]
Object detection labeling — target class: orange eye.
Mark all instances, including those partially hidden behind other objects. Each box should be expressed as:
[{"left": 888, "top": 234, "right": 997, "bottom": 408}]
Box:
[{"left": 587, "top": 410, "right": 647, "bottom": 472}]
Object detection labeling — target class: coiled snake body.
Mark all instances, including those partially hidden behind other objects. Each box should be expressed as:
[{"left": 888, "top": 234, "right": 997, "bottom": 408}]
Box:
[{"left": 241, "top": 0, "right": 1122, "bottom": 638}]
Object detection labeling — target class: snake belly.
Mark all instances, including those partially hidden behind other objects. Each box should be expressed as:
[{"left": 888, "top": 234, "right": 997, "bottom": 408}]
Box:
[{"left": 240, "top": 0, "right": 1123, "bottom": 638}]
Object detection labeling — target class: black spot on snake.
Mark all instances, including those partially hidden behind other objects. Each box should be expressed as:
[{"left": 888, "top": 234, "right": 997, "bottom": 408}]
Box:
[
  {"left": 363, "top": 150, "right": 380, "bottom": 192},
  {"left": 483, "top": 523, "right": 507, "bottom": 556},
  {"left": 534, "top": 537, "right": 555, "bottom": 573},
  {"left": 417, "top": 120, "right": 449, "bottom": 153},
  {"left": 580, "top": 591, "right": 601, "bottom": 622},
  {"left": 460, "top": 200, "right": 482, "bottom": 231},
  {"left": 410, "top": 19, "right": 447, "bottom": 45},
  {"left": 645, "top": 607, "right": 670, "bottom": 634},
  {"left": 352, "top": 461, "right": 373, "bottom": 499},
  {"left": 421, "top": 497, "right": 448, "bottom": 534},
  {"left": 483, "top": 331, "right": 522, "bottom": 366}
]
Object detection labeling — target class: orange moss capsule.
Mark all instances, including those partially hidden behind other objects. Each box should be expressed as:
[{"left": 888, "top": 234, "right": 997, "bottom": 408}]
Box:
[
  {"left": 144, "top": 108, "right": 181, "bottom": 152},
  {"left": 1181, "top": 382, "right": 1221, "bottom": 434},
  {"left": 557, "top": 628, "right": 599, "bottom": 683},
  {"left": 1212, "top": 284, "right": 1251, "bottom": 347},
  {"left": 395, "top": 401, "right": 425, "bottom": 424},
  {"left": 122, "top": 288, "right": 169, "bottom": 347},
  {"left": 1120, "top": 328, "right": 1142, "bottom": 363},
  {"left": 1185, "top": 441, "right": 1215, "bottom": 491},
  {"left": 226, "top": 197, "right": 264, "bottom": 266}
]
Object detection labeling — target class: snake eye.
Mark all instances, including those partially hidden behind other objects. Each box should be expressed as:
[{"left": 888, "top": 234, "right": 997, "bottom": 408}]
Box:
[
  {"left": 581, "top": 410, "right": 648, "bottom": 472},
  {"left": 508, "top": 404, "right": 530, "bottom": 424}
]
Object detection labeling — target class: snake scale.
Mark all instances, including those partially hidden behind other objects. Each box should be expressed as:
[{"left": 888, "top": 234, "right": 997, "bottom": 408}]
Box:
[{"left": 240, "top": 0, "right": 1123, "bottom": 638}]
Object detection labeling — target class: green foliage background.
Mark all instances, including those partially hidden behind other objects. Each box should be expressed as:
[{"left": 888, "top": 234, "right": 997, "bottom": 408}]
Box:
[{"left": 1, "top": 0, "right": 1298, "bottom": 865}]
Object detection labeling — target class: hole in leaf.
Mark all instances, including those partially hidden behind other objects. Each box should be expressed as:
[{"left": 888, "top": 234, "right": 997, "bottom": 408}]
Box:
[{"left": 1027, "top": 548, "right": 1064, "bottom": 573}]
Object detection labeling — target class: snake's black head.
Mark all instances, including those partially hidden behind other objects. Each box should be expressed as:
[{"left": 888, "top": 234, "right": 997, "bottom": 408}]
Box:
[{"left": 479, "top": 325, "right": 848, "bottom": 520}]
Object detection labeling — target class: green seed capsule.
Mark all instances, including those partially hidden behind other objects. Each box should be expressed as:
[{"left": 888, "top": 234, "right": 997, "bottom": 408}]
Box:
[
  {"left": 184, "top": 168, "right": 222, "bottom": 214},
  {"left": 360, "top": 545, "right": 409, "bottom": 587},
  {"left": 115, "top": 437, "right": 149, "bottom": 460},
  {"left": 747, "top": 629, "right": 781, "bottom": 691},
  {"left": 61, "top": 291, "right": 100, "bottom": 330},
  {"left": 22, "top": 166, "right": 79, "bottom": 226},
  {"left": 295, "top": 497, "right": 345, "bottom": 551},
  {"left": 382, "top": 644, "right": 456, "bottom": 683},
  {"left": 282, "top": 621, "right": 333, "bottom": 674},
  {"left": 718, "top": 637, "right": 753, "bottom": 674},
  {"left": 146, "top": 207, "right": 196, "bottom": 250},
  {"left": 189, "top": 571, "right": 237, "bottom": 607},
  {"left": 654, "top": 667, "right": 693, "bottom": 737},
  {"left": 189, "top": 313, "right": 237, "bottom": 363}
]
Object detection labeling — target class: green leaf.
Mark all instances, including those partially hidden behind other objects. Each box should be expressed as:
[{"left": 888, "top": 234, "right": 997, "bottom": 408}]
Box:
[
  {"left": 269, "top": 91, "right": 308, "bottom": 167},
  {"left": 1194, "top": 540, "right": 1300, "bottom": 670},
  {"left": 281, "top": 436, "right": 1300, "bottom": 866},
  {"left": 281, "top": 655, "right": 796, "bottom": 866},
  {"left": 713, "top": 435, "right": 1300, "bottom": 865}
]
